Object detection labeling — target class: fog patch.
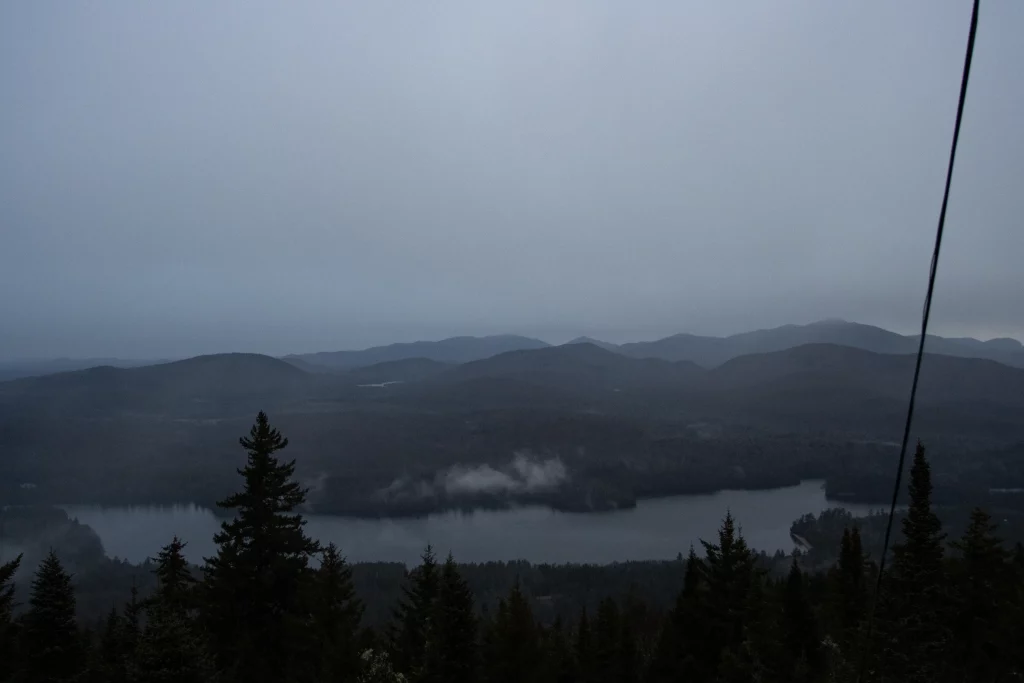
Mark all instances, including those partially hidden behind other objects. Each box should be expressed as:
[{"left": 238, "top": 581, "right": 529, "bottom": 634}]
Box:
[
  {"left": 443, "top": 452, "right": 566, "bottom": 495},
  {"left": 378, "top": 451, "right": 568, "bottom": 502},
  {"left": 443, "top": 465, "right": 517, "bottom": 495}
]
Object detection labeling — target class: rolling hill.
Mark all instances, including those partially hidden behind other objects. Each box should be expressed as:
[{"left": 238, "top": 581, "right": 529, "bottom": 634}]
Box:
[
  {"left": 285, "top": 334, "right": 550, "bottom": 371},
  {"left": 564, "top": 336, "right": 622, "bottom": 353},
  {"left": 693, "top": 343, "right": 1024, "bottom": 437},
  {"left": 2, "top": 338, "right": 1023, "bottom": 513},
  {"left": 706, "top": 342, "right": 1024, "bottom": 403},
  {"left": 342, "top": 358, "right": 453, "bottom": 386},
  {"left": 5, "top": 340, "right": 1021, "bottom": 431},
  {"left": 0, "top": 353, "right": 312, "bottom": 418},
  {"left": 434, "top": 342, "right": 703, "bottom": 395},
  {"left": 618, "top": 320, "right": 1024, "bottom": 368},
  {"left": 0, "top": 357, "right": 167, "bottom": 382}
]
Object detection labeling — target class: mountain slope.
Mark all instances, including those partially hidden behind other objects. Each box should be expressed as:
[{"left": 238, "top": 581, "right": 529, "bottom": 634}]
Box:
[
  {"left": 0, "top": 357, "right": 167, "bottom": 382},
  {"left": 0, "top": 353, "right": 312, "bottom": 417},
  {"left": 434, "top": 342, "right": 704, "bottom": 395},
  {"left": 343, "top": 358, "right": 452, "bottom": 386},
  {"left": 699, "top": 343, "right": 1024, "bottom": 436},
  {"left": 564, "top": 336, "right": 622, "bottom": 353},
  {"left": 619, "top": 320, "right": 1024, "bottom": 368},
  {"left": 707, "top": 342, "right": 1024, "bottom": 401},
  {"left": 285, "top": 335, "right": 550, "bottom": 371}
]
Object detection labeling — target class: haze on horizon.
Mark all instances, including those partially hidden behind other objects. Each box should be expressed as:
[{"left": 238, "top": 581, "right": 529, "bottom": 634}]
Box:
[{"left": 2, "top": 1, "right": 1022, "bottom": 360}]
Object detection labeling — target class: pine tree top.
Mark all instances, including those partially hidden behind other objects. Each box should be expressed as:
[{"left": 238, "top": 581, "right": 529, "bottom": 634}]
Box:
[
  {"left": 153, "top": 536, "right": 194, "bottom": 608},
  {"left": 700, "top": 510, "right": 757, "bottom": 587},
  {"left": 29, "top": 550, "right": 76, "bottom": 619},
  {"left": 952, "top": 508, "right": 1005, "bottom": 561},
  {"left": 0, "top": 553, "right": 21, "bottom": 623},
  {"left": 24, "top": 549, "right": 80, "bottom": 678},
  {"left": 207, "top": 411, "right": 319, "bottom": 569},
  {"left": 317, "top": 542, "right": 363, "bottom": 621},
  {"left": 218, "top": 411, "right": 306, "bottom": 514},
  {"left": 893, "top": 442, "right": 946, "bottom": 577}
]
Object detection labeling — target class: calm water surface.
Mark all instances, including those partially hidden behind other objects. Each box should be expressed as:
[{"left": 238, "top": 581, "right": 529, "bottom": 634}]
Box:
[{"left": 64, "top": 480, "right": 883, "bottom": 566}]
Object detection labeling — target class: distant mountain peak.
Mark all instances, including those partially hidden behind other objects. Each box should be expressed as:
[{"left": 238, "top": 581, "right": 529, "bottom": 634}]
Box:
[
  {"left": 565, "top": 336, "right": 621, "bottom": 352},
  {"left": 983, "top": 337, "right": 1023, "bottom": 351}
]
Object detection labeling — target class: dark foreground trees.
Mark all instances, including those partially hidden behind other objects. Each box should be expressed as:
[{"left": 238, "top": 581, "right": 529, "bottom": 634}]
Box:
[
  {"left": 423, "top": 553, "right": 477, "bottom": 683},
  {"left": 134, "top": 537, "right": 214, "bottom": 683},
  {"left": 2, "top": 417, "right": 1022, "bottom": 683},
  {"left": 311, "top": 542, "right": 364, "bottom": 681},
  {"left": 23, "top": 550, "right": 81, "bottom": 682},
  {"left": 0, "top": 554, "right": 22, "bottom": 681}
]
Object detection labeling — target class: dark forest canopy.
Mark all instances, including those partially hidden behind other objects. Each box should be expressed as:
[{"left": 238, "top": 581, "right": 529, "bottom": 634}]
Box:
[{"left": 1, "top": 414, "right": 1023, "bottom": 682}]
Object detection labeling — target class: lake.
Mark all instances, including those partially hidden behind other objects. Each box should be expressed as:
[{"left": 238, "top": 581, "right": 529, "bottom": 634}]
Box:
[{"left": 64, "top": 480, "right": 883, "bottom": 566}]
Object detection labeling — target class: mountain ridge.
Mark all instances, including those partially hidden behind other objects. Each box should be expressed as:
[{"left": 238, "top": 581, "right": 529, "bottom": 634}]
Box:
[
  {"left": 3, "top": 320, "right": 1021, "bottom": 382},
  {"left": 618, "top": 320, "right": 1024, "bottom": 368},
  {"left": 285, "top": 334, "right": 550, "bottom": 371}
]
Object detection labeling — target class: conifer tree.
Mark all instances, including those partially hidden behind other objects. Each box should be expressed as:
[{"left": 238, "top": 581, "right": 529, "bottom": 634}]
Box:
[
  {"left": 593, "top": 597, "right": 620, "bottom": 683},
  {"left": 649, "top": 545, "right": 705, "bottom": 682},
  {"left": 95, "top": 606, "right": 127, "bottom": 683},
  {"left": 422, "top": 553, "right": 476, "bottom": 683},
  {"left": 877, "top": 442, "right": 950, "bottom": 683},
  {"left": 0, "top": 553, "right": 19, "bottom": 627},
  {"left": 479, "top": 598, "right": 505, "bottom": 683},
  {"left": 781, "top": 557, "right": 822, "bottom": 682},
  {"left": 1009, "top": 543, "right": 1024, "bottom": 676},
  {"left": 949, "top": 507, "right": 1009, "bottom": 682},
  {"left": 487, "top": 581, "right": 539, "bottom": 683},
  {"left": 698, "top": 511, "right": 759, "bottom": 678},
  {"left": 311, "top": 542, "right": 364, "bottom": 682},
  {"left": 574, "top": 607, "right": 595, "bottom": 683},
  {"left": 122, "top": 583, "right": 142, "bottom": 662},
  {"left": 152, "top": 536, "right": 194, "bottom": 610},
  {"left": 389, "top": 546, "right": 439, "bottom": 679},
  {"left": 134, "top": 537, "right": 213, "bottom": 683},
  {"left": 538, "top": 616, "right": 575, "bottom": 683},
  {"left": 132, "top": 607, "right": 214, "bottom": 683},
  {"left": 647, "top": 619, "right": 676, "bottom": 683},
  {"left": 23, "top": 550, "right": 80, "bottom": 682},
  {"left": 202, "top": 412, "right": 319, "bottom": 683},
  {"left": 829, "top": 526, "right": 867, "bottom": 642},
  {"left": 0, "top": 553, "right": 22, "bottom": 681},
  {"left": 617, "top": 615, "right": 637, "bottom": 683}
]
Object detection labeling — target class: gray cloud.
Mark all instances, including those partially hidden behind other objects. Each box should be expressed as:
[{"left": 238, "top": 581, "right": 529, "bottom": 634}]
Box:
[
  {"left": 379, "top": 453, "right": 568, "bottom": 501},
  {"left": 444, "top": 454, "right": 567, "bottom": 496},
  {"left": 1, "top": 1, "right": 1022, "bottom": 359}
]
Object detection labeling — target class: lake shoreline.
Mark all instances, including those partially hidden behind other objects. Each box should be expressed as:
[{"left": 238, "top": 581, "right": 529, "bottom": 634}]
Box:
[
  {"left": 62, "top": 480, "right": 887, "bottom": 566},
  {"left": 48, "top": 478, "right": 895, "bottom": 522}
]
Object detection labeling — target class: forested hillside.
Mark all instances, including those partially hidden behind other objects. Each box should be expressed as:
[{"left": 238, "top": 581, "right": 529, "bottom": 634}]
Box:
[{"left": 2, "top": 341, "right": 1023, "bottom": 515}]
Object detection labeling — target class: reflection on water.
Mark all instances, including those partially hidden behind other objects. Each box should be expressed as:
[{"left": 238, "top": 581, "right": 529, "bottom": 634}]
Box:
[{"left": 64, "top": 480, "right": 884, "bottom": 566}]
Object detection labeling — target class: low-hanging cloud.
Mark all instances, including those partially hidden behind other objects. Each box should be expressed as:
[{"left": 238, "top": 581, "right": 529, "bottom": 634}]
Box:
[
  {"left": 379, "top": 451, "right": 568, "bottom": 501},
  {"left": 443, "top": 452, "right": 567, "bottom": 495}
]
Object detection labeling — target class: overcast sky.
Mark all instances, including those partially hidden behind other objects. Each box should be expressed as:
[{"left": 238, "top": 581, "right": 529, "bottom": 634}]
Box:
[{"left": 1, "top": 1, "right": 1021, "bottom": 359}]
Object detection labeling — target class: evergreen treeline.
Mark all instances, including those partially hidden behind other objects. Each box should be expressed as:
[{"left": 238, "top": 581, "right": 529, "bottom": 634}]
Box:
[{"left": 1, "top": 414, "right": 1022, "bottom": 682}]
